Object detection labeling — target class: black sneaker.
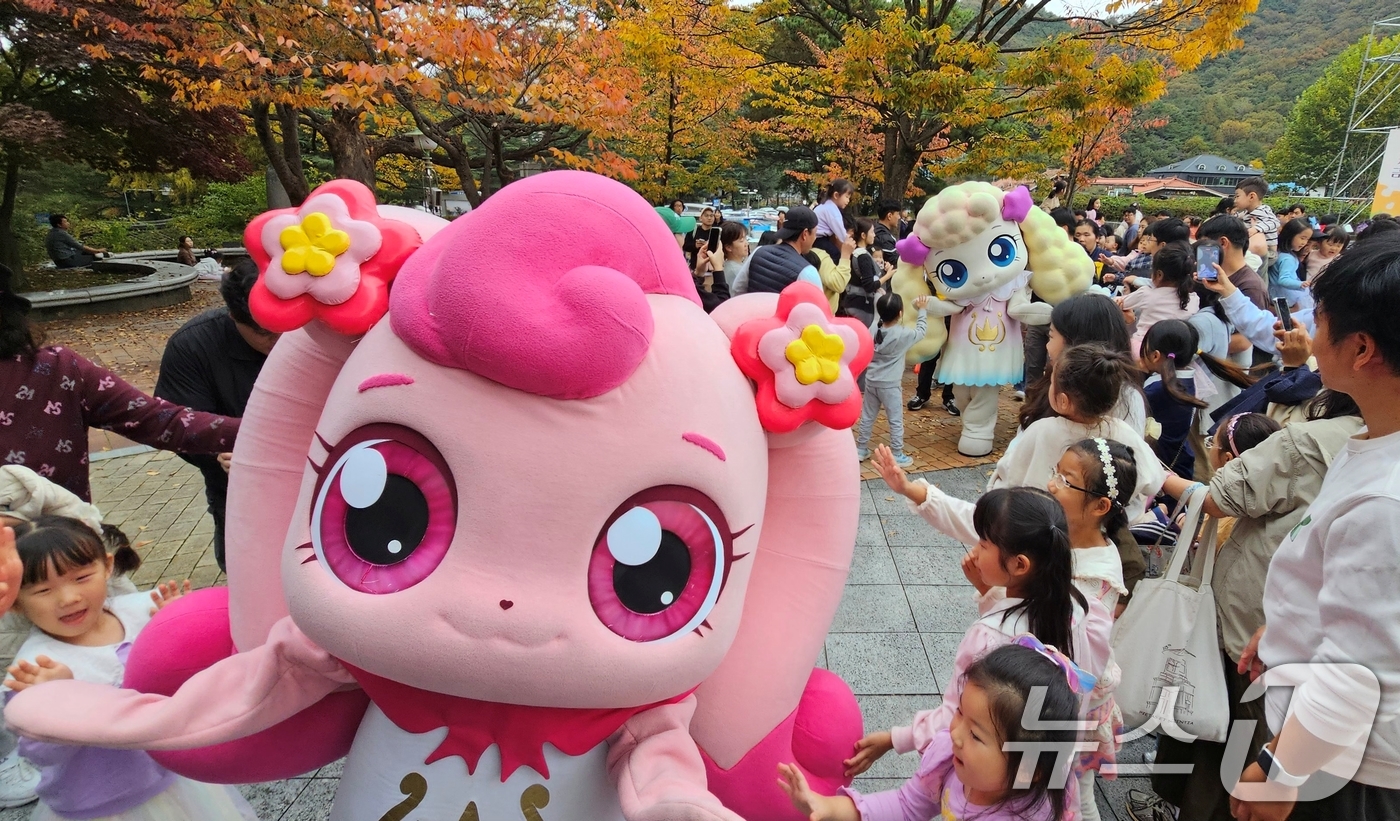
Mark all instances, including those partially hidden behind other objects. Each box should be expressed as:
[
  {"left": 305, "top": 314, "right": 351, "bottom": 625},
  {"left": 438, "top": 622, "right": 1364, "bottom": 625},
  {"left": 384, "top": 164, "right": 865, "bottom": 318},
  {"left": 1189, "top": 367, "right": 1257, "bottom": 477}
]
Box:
[
  {"left": 943, "top": 397, "right": 961, "bottom": 416},
  {"left": 907, "top": 396, "right": 929, "bottom": 411},
  {"left": 1126, "top": 788, "right": 1176, "bottom": 821}
]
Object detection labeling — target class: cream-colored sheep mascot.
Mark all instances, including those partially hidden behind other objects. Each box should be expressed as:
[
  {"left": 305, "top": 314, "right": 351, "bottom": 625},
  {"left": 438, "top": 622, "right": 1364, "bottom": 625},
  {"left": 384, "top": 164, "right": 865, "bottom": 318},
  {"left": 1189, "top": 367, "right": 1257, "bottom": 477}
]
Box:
[{"left": 891, "top": 183, "right": 1092, "bottom": 456}]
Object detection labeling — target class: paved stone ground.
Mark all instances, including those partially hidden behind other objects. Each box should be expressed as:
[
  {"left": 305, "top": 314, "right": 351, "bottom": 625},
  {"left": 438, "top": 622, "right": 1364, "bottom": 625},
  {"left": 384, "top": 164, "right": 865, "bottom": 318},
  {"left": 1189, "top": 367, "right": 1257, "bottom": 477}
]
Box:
[{"left": 0, "top": 289, "right": 1159, "bottom": 820}]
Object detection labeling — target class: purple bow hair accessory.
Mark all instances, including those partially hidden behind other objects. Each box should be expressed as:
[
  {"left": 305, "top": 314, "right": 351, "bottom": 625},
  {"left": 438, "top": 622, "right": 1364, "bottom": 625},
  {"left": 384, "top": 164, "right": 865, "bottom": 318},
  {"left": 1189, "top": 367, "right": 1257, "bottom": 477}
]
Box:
[
  {"left": 1013, "top": 634, "right": 1097, "bottom": 695},
  {"left": 1003, "top": 186, "right": 1033, "bottom": 222},
  {"left": 895, "top": 234, "right": 931, "bottom": 266}
]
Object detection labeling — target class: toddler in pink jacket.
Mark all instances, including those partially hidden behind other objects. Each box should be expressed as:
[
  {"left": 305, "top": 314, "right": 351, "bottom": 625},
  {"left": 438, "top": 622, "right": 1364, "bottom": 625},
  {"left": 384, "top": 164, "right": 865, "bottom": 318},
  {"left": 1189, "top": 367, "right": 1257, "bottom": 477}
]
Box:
[{"left": 779, "top": 641, "right": 1087, "bottom": 821}]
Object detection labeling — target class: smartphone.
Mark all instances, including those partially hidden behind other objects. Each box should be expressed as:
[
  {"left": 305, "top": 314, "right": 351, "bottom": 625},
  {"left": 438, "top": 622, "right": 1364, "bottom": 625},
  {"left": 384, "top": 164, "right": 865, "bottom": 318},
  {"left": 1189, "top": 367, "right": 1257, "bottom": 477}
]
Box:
[
  {"left": 1276, "top": 297, "right": 1293, "bottom": 331},
  {"left": 1195, "top": 240, "right": 1221, "bottom": 281},
  {"left": 705, "top": 226, "right": 722, "bottom": 253}
]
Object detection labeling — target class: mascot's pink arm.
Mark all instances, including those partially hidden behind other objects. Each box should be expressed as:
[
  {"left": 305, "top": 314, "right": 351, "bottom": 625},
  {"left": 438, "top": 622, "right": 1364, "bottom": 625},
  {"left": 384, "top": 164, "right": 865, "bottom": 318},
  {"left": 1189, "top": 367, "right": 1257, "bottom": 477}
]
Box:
[
  {"left": 695, "top": 297, "right": 862, "bottom": 765},
  {"left": 225, "top": 325, "right": 357, "bottom": 650},
  {"left": 7, "top": 617, "right": 742, "bottom": 821},
  {"left": 609, "top": 697, "right": 744, "bottom": 821},
  {"left": 4, "top": 618, "right": 355, "bottom": 749}
]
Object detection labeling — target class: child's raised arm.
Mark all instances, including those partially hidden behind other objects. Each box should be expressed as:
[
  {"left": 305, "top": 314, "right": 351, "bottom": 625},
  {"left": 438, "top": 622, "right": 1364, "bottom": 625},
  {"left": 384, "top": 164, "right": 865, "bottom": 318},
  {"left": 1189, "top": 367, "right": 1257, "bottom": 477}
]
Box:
[{"left": 873, "top": 445, "right": 925, "bottom": 503}]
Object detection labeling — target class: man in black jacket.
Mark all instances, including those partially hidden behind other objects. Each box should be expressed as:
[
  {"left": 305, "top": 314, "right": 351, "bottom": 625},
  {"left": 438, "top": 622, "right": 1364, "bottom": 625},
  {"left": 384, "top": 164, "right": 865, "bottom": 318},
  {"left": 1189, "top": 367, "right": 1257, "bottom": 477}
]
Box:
[
  {"left": 744, "top": 206, "right": 823, "bottom": 294},
  {"left": 874, "top": 201, "right": 901, "bottom": 267},
  {"left": 154, "top": 260, "right": 278, "bottom": 571}
]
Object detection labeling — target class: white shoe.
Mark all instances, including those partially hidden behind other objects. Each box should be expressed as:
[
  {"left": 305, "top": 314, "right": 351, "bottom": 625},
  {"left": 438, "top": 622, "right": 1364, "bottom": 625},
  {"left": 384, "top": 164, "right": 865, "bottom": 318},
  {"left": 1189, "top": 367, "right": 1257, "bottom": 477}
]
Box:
[{"left": 0, "top": 749, "right": 40, "bottom": 808}]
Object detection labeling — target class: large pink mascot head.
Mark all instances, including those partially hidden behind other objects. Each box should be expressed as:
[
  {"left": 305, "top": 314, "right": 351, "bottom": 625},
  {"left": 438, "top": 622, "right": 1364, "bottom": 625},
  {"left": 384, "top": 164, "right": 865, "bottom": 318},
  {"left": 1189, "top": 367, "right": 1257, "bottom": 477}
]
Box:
[{"left": 7, "top": 172, "right": 871, "bottom": 821}]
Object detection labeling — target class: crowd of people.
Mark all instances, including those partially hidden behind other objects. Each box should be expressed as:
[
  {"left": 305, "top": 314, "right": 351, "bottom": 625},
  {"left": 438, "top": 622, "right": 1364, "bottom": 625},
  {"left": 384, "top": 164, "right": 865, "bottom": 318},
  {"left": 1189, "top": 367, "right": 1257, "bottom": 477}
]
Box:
[
  {"left": 839, "top": 177, "right": 1400, "bottom": 821},
  {"left": 1, "top": 173, "right": 1399, "bottom": 821}
]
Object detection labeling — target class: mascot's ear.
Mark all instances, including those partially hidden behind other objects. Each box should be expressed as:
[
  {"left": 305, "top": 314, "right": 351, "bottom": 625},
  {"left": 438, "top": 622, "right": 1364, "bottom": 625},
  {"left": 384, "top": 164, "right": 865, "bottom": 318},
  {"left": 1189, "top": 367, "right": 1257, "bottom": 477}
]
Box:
[
  {"left": 245, "top": 180, "right": 449, "bottom": 336},
  {"left": 712, "top": 283, "right": 874, "bottom": 434}
]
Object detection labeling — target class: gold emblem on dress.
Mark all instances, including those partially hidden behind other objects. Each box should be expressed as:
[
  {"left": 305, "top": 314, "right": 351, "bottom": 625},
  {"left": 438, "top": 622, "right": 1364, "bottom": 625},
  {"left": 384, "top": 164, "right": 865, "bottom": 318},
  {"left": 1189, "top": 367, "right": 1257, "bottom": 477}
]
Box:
[
  {"left": 967, "top": 310, "right": 1006, "bottom": 352},
  {"left": 376, "top": 773, "right": 551, "bottom": 821}
]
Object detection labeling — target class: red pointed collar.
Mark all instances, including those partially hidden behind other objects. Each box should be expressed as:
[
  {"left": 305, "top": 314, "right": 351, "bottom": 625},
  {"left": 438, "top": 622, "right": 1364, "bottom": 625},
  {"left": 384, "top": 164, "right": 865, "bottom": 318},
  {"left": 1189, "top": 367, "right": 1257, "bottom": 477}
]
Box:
[{"left": 343, "top": 663, "right": 694, "bottom": 781}]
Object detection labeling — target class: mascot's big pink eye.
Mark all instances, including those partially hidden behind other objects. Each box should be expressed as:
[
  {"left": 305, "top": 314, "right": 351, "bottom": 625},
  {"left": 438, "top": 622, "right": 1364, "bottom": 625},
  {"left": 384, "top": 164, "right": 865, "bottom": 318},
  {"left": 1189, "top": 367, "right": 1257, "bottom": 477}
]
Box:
[
  {"left": 588, "top": 487, "right": 735, "bottom": 643},
  {"left": 310, "top": 424, "right": 457, "bottom": 593}
]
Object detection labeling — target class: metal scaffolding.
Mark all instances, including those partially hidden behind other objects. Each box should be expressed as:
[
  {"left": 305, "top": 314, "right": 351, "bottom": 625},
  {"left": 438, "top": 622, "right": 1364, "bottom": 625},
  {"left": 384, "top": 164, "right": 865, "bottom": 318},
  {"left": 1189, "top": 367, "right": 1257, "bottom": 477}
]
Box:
[{"left": 1327, "top": 16, "right": 1400, "bottom": 217}]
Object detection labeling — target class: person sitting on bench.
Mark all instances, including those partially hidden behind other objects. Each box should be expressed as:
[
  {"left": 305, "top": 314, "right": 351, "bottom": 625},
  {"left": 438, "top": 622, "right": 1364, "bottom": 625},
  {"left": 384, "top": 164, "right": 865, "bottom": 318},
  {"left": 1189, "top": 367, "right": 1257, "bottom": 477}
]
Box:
[{"left": 45, "top": 214, "right": 107, "bottom": 269}]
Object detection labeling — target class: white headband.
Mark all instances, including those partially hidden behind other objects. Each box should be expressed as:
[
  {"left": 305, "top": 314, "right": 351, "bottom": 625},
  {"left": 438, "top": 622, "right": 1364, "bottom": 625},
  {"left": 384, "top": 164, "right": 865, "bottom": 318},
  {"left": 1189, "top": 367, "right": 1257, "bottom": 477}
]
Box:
[{"left": 1094, "top": 438, "right": 1120, "bottom": 505}]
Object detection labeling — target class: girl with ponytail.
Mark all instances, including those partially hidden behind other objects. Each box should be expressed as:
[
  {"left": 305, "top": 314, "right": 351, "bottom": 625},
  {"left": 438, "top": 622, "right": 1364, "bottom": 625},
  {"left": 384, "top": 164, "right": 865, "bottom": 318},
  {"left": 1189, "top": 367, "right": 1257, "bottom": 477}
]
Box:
[
  {"left": 842, "top": 484, "right": 1113, "bottom": 820},
  {"left": 1138, "top": 320, "right": 1208, "bottom": 479},
  {"left": 3, "top": 515, "right": 253, "bottom": 821},
  {"left": 866, "top": 436, "right": 1139, "bottom": 820},
  {"left": 1019, "top": 292, "right": 1145, "bottom": 436}
]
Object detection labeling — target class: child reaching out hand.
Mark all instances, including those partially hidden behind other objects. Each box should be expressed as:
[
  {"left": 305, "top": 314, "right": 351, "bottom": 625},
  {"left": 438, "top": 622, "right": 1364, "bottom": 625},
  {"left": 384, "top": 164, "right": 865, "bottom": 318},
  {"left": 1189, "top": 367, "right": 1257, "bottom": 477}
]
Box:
[
  {"left": 778, "top": 642, "right": 1087, "bottom": 821},
  {"left": 860, "top": 445, "right": 1126, "bottom": 819},
  {"left": 2, "top": 515, "right": 255, "bottom": 821}
]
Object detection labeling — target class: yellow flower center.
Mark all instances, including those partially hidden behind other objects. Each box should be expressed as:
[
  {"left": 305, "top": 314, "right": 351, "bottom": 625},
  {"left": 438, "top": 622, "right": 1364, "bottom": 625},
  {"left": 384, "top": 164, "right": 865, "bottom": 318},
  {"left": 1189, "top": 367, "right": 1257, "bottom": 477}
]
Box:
[
  {"left": 279, "top": 212, "right": 352, "bottom": 277},
  {"left": 785, "top": 324, "right": 845, "bottom": 385}
]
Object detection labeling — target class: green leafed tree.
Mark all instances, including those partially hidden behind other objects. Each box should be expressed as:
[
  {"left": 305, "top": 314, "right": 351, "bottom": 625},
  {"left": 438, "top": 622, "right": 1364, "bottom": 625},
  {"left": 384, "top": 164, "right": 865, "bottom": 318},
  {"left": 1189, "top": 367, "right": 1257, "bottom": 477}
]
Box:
[{"left": 1266, "top": 32, "right": 1400, "bottom": 189}]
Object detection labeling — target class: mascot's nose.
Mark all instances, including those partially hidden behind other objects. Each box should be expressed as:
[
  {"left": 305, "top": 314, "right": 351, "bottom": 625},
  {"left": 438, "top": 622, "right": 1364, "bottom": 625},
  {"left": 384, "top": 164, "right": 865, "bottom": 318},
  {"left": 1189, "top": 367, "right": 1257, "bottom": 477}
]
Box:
[{"left": 499, "top": 600, "right": 514, "bottom": 610}]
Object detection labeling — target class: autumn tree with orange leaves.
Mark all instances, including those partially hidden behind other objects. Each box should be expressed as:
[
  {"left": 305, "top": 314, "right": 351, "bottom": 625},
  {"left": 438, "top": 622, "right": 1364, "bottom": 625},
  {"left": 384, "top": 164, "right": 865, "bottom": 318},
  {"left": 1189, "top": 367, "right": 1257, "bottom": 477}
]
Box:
[
  {"left": 754, "top": 0, "right": 1260, "bottom": 201},
  {"left": 21, "top": 0, "right": 641, "bottom": 206},
  {"left": 369, "top": 0, "right": 636, "bottom": 207}
]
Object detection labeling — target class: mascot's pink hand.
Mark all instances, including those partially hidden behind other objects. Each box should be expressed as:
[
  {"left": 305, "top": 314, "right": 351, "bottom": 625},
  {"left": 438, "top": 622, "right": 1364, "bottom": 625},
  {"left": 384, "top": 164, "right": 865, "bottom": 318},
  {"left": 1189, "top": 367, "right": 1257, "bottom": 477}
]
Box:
[
  {"left": 610, "top": 697, "right": 744, "bottom": 821},
  {"left": 122, "top": 589, "right": 367, "bottom": 782}
]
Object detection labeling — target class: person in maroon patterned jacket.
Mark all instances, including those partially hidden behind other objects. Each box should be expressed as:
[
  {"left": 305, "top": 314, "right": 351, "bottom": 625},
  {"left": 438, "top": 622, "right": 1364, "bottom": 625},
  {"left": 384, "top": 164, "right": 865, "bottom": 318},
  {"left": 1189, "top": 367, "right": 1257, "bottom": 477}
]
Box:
[{"left": 1, "top": 264, "right": 240, "bottom": 502}]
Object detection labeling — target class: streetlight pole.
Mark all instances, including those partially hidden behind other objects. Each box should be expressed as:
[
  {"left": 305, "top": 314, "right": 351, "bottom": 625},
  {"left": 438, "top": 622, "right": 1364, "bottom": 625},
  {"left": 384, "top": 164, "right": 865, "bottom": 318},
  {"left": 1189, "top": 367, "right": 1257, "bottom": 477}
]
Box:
[{"left": 406, "top": 129, "right": 439, "bottom": 213}]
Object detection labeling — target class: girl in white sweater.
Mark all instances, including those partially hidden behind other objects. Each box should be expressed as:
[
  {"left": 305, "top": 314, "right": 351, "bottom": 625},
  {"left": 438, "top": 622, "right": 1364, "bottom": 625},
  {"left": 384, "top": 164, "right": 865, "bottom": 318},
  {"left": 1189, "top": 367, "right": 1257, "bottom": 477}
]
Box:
[{"left": 991, "top": 343, "right": 1164, "bottom": 519}]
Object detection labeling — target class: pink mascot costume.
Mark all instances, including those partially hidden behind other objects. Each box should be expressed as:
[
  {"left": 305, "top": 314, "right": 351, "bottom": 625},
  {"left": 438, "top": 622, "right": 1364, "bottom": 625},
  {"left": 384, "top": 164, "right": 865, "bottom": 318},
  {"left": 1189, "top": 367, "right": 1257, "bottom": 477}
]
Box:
[{"left": 6, "top": 172, "right": 871, "bottom": 820}]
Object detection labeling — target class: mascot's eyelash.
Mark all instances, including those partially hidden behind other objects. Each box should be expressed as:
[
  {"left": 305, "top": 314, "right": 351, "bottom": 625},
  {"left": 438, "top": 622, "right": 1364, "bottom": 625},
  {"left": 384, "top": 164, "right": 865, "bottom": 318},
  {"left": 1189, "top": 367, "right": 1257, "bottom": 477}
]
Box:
[
  {"left": 698, "top": 522, "right": 755, "bottom": 635},
  {"left": 308, "top": 431, "right": 334, "bottom": 476},
  {"left": 295, "top": 541, "right": 318, "bottom": 564},
  {"left": 728, "top": 524, "right": 755, "bottom": 568}
]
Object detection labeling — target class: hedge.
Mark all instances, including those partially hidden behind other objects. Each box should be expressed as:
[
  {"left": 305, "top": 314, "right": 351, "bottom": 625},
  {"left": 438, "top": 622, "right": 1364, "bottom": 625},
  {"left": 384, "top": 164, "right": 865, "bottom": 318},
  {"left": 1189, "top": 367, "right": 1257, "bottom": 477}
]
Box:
[{"left": 1066, "top": 193, "right": 1370, "bottom": 222}]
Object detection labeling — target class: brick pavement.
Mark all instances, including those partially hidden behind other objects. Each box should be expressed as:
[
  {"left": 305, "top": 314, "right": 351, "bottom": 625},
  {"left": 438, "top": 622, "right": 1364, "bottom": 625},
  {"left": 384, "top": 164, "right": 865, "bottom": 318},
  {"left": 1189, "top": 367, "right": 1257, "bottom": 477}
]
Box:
[{"left": 90, "top": 449, "right": 223, "bottom": 590}]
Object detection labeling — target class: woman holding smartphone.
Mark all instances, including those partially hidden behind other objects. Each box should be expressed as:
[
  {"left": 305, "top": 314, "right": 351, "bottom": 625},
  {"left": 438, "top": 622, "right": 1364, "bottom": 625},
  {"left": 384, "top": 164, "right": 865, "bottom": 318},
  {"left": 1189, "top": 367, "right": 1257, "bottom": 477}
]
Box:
[{"left": 683, "top": 206, "right": 721, "bottom": 269}]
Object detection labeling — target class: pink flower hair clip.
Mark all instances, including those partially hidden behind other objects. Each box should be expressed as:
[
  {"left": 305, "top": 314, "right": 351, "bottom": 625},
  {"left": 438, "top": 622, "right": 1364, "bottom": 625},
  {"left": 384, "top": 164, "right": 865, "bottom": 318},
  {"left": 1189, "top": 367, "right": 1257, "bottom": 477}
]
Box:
[
  {"left": 730, "top": 282, "right": 874, "bottom": 433},
  {"left": 246, "top": 180, "right": 424, "bottom": 336}
]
